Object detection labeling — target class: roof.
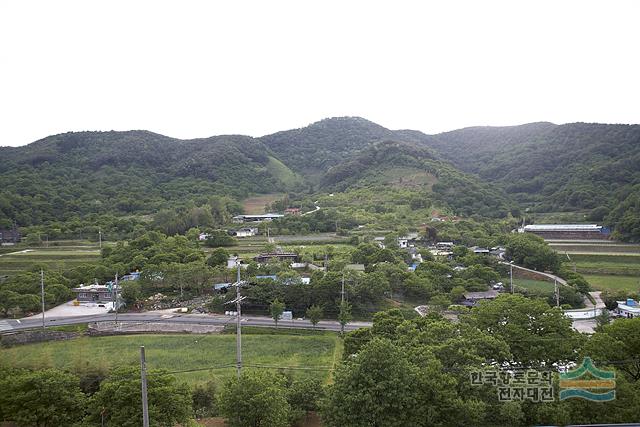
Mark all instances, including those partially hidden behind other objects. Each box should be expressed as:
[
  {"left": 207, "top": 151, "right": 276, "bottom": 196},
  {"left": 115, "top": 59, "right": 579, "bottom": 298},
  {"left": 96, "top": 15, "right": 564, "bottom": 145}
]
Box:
[
  {"left": 233, "top": 214, "right": 284, "bottom": 220},
  {"left": 345, "top": 264, "right": 366, "bottom": 272},
  {"left": 617, "top": 300, "right": 640, "bottom": 314},
  {"left": 464, "top": 290, "right": 499, "bottom": 300},
  {"left": 524, "top": 224, "right": 602, "bottom": 232}
]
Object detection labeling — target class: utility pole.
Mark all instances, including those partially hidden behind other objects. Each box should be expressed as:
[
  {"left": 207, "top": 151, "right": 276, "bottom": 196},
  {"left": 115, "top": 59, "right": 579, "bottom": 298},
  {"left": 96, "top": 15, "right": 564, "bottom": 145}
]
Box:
[
  {"left": 235, "top": 264, "right": 242, "bottom": 378},
  {"left": 510, "top": 262, "right": 514, "bottom": 294},
  {"left": 99, "top": 229, "right": 102, "bottom": 249},
  {"left": 114, "top": 273, "right": 119, "bottom": 324},
  {"left": 40, "top": 269, "right": 46, "bottom": 331},
  {"left": 341, "top": 271, "right": 345, "bottom": 304},
  {"left": 340, "top": 271, "right": 346, "bottom": 334},
  {"left": 140, "top": 346, "right": 150, "bottom": 427},
  {"left": 554, "top": 279, "right": 560, "bottom": 307}
]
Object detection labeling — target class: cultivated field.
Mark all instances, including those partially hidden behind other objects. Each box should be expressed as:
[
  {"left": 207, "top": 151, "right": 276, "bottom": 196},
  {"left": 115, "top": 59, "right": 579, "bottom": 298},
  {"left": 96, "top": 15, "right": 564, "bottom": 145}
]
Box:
[
  {"left": 0, "top": 331, "right": 341, "bottom": 386},
  {"left": 0, "top": 244, "right": 101, "bottom": 278},
  {"left": 242, "top": 193, "right": 284, "bottom": 214},
  {"left": 583, "top": 274, "right": 640, "bottom": 293}
]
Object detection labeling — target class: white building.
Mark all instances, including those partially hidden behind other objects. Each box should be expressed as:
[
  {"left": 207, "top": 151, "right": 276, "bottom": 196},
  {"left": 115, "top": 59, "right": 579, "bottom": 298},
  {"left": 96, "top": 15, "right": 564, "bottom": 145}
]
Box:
[{"left": 616, "top": 299, "right": 640, "bottom": 318}]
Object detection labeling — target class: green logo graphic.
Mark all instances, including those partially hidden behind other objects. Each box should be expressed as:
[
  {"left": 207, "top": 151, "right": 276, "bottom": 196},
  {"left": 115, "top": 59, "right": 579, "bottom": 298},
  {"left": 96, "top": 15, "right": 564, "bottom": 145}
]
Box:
[{"left": 559, "top": 357, "right": 615, "bottom": 401}]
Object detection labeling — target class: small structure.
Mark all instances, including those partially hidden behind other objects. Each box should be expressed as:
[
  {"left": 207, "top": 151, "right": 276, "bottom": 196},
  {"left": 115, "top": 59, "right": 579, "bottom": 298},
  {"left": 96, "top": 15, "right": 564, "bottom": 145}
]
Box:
[
  {"left": 255, "top": 275, "right": 278, "bottom": 281},
  {"left": 232, "top": 227, "right": 258, "bottom": 237},
  {"left": 374, "top": 237, "right": 386, "bottom": 249},
  {"left": 345, "top": 264, "right": 366, "bottom": 272},
  {"left": 284, "top": 208, "right": 301, "bottom": 216},
  {"left": 213, "top": 282, "right": 232, "bottom": 291},
  {"left": 72, "top": 284, "right": 118, "bottom": 304},
  {"left": 121, "top": 272, "right": 141, "bottom": 281},
  {"left": 254, "top": 253, "right": 298, "bottom": 263},
  {"left": 233, "top": 214, "right": 284, "bottom": 223},
  {"left": 0, "top": 228, "right": 21, "bottom": 245},
  {"left": 520, "top": 224, "right": 608, "bottom": 240},
  {"left": 461, "top": 290, "right": 499, "bottom": 307},
  {"left": 227, "top": 256, "right": 242, "bottom": 269},
  {"left": 290, "top": 262, "right": 307, "bottom": 269},
  {"left": 436, "top": 242, "right": 454, "bottom": 250},
  {"left": 471, "top": 246, "right": 490, "bottom": 255},
  {"left": 490, "top": 246, "right": 506, "bottom": 259},
  {"left": 616, "top": 299, "right": 640, "bottom": 318},
  {"left": 280, "top": 311, "right": 293, "bottom": 321},
  {"left": 301, "top": 277, "right": 311, "bottom": 285},
  {"left": 198, "top": 232, "right": 210, "bottom": 241}
]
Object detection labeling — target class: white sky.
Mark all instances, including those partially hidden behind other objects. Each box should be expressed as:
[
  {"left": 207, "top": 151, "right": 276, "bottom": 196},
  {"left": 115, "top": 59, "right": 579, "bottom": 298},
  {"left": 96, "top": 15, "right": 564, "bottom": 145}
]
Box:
[{"left": 1, "top": 0, "right": 639, "bottom": 146}]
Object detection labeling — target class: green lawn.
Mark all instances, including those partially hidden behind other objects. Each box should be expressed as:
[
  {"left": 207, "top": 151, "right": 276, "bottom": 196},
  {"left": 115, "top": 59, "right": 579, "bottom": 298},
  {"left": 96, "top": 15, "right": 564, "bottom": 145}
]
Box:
[
  {"left": 502, "top": 277, "right": 555, "bottom": 293},
  {"left": 583, "top": 274, "right": 640, "bottom": 293},
  {"left": 0, "top": 332, "right": 340, "bottom": 386}
]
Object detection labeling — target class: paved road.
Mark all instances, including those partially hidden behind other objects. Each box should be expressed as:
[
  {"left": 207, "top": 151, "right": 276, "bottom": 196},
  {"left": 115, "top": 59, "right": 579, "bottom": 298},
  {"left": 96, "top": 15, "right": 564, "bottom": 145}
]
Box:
[
  {"left": 0, "top": 312, "right": 371, "bottom": 334},
  {"left": 502, "top": 262, "right": 568, "bottom": 285}
]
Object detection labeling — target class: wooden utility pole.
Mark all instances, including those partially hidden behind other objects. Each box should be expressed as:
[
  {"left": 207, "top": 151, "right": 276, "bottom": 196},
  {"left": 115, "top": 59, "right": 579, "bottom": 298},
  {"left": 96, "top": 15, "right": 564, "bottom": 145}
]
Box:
[
  {"left": 140, "top": 346, "right": 150, "bottom": 427},
  {"left": 40, "top": 269, "right": 46, "bottom": 331},
  {"left": 236, "top": 264, "right": 242, "bottom": 378}
]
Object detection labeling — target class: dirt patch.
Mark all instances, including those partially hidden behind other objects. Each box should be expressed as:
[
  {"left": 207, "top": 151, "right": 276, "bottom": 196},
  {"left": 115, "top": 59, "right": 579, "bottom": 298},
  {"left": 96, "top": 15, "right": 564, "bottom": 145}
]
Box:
[{"left": 242, "top": 194, "right": 284, "bottom": 214}]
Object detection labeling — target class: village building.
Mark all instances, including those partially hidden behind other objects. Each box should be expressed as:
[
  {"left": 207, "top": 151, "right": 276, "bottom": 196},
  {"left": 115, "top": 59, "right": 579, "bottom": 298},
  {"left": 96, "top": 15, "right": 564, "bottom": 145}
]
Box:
[
  {"left": 616, "top": 299, "right": 640, "bottom": 318},
  {"left": 253, "top": 252, "right": 299, "bottom": 263},
  {"left": 461, "top": 290, "right": 499, "bottom": 307},
  {"left": 520, "top": 224, "right": 609, "bottom": 240},
  {"left": 284, "top": 208, "right": 301, "bottom": 215},
  {"left": 231, "top": 227, "right": 258, "bottom": 237},
  {"left": 233, "top": 213, "right": 284, "bottom": 223},
  {"left": 72, "top": 283, "right": 118, "bottom": 305}
]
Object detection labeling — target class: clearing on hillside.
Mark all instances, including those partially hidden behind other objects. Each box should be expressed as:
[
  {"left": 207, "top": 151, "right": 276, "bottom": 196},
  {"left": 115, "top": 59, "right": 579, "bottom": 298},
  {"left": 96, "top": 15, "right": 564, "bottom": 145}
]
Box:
[{"left": 242, "top": 193, "right": 284, "bottom": 214}]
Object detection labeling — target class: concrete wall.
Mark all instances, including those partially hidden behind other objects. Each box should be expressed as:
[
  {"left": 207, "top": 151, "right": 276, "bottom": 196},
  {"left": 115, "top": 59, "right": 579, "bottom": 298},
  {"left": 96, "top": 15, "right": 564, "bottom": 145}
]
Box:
[{"left": 0, "top": 330, "right": 82, "bottom": 347}]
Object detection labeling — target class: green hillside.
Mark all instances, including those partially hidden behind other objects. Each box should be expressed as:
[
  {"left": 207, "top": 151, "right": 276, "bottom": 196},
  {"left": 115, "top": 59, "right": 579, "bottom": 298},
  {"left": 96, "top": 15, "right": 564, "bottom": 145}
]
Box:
[{"left": 428, "top": 122, "right": 640, "bottom": 241}]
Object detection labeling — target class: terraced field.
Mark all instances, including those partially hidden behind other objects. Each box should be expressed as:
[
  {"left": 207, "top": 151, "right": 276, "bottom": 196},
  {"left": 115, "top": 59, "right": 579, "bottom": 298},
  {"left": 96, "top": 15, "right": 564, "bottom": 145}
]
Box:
[{"left": 0, "top": 243, "right": 101, "bottom": 278}]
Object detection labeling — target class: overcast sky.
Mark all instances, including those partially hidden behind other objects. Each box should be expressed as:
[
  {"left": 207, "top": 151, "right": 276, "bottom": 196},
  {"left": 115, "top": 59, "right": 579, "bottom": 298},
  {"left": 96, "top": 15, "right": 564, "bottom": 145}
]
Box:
[{"left": 1, "top": 0, "right": 639, "bottom": 146}]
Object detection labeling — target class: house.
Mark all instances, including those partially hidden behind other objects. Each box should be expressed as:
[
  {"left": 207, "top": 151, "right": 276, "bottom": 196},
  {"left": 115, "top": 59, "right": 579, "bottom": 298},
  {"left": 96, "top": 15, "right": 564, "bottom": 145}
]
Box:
[
  {"left": 461, "top": 290, "right": 499, "bottom": 307},
  {"left": 520, "top": 224, "right": 609, "bottom": 240},
  {"left": 490, "top": 246, "right": 506, "bottom": 259},
  {"left": 471, "top": 246, "right": 490, "bottom": 255},
  {"left": 0, "top": 229, "right": 21, "bottom": 245},
  {"left": 284, "top": 208, "right": 301, "bottom": 216},
  {"left": 232, "top": 227, "right": 258, "bottom": 238},
  {"left": 407, "top": 247, "right": 423, "bottom": 263},
  {"left": 616, "top": 299, "right": 640, "bottom": 318},
  {"left": 301, "top": 277, "right": 311, "bottom": 285},
  {"left": 227, "top": 256, "right": 242, "bottom": 269},
  {"left": 198, "top": 233, "right": 210, "bottom": 241},
  {"left": 436, "top": 242, "right": 454, "bottom": 250},
  {"left": 374, "top": 237, "right": 386, "bottom": 249},
  {"left": 291, "top": 262, "right": 307, "bottom": 269},
  {"left": 121, "top": 272, "right": 141, "bottom": 281},
  {"left": 253, "top": 253, "right": 299, "bottom": 263},
  {"left": 72, "top": 283, "right": 118, "bottom": 304}
]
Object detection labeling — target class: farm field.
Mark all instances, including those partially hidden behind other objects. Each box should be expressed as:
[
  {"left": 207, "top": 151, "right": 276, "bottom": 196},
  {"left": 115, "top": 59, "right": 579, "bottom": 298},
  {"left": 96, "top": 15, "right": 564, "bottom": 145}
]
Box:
[
  {"left": 568, "top": 254, "right": 640, "bottom": 276},
  {"left": 0, "top": 244, "right": 101, "bottom": 278},
  {"left": 0, "top": 331, "right": 340, "bottom": 386},
  {"left": 583, "top": 274, "right": 640, "bottom": 293},
  {"left": 242, "top": 193, "right": 284, "bottom": 214}
]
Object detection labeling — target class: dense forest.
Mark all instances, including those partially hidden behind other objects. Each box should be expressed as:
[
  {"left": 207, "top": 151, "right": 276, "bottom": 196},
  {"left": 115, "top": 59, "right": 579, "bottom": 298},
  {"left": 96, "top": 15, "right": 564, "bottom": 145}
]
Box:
[{"left": 1, "top": 117, "right": 639, "bottom": 240}]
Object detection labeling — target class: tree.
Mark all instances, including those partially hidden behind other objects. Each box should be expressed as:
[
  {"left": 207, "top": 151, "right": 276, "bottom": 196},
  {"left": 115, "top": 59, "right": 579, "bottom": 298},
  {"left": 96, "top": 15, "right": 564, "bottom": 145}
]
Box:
[
  {"left": 583, "top": 317, "right": 640, "bottom": 381},
  {"left": 0, "top": 368, "right": 86, "bottom": 427},
  {"left": 88, "top": 366, "right": 191, "bottom": 427},
  {"left": 463, "top": 294, "right": 583, "bottom": 365},
  {"left": 218, "top": 371, "right": 290, "bottom": 427},
  {"left": 270, "top": 298, "right": 285, "bottom": 328},
  {"left": 207, "top": 248, "right": 229, "bottom": 268},
  {"left": 595, "top": 308, "right": 612, "bottom": 330},
  {"left": 192, "top": 380, "right": 217, "bottom": 418},
  {"left": 306, "top": 304, "right": 323, "bottom": 328},
  {"left": 322, "top": 338, "right": 460, "bottom": 427},
  {"left": 338, "top": 301, "right": 352, "bottom": 334}
]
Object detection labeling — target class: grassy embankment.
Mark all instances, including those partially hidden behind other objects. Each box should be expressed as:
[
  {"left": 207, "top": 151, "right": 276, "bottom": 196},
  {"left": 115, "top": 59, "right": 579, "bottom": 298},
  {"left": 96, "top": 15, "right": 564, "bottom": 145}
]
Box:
[{"left": 0, "top": 330, "right": 341, "bottom": 386}]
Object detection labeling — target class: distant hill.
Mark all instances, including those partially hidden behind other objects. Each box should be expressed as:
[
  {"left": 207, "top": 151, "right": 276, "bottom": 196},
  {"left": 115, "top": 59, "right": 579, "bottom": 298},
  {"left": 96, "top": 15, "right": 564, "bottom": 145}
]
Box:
[{"left": 428, "top": 122, "right": 640, "bottom": 241}]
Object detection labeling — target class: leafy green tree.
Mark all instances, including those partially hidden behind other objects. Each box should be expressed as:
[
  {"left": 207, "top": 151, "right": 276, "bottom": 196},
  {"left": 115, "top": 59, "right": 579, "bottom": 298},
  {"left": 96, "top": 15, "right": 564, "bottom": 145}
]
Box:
[
  {"left": 286, "top": 377, "right": 324, "bottom": 423},
  {"left": 218, "top": 371, "right": 290, "bottom": 427},
  {"left": 322, "top": 338, "right": 461, "bottom": 427},
  {"left": 207, "top": 248, "right": 229, "bottom": 268},
  {"left": 120, "top": 280, "right": 142, "bottom": 305},
  {"left": 270, "top": 298, "right": 285, "bottom": 328},
  {"left": 306, "top": 304, "right": 323, "bottom": 328},
  {"left": 463, "top": 294, "right": 583, "bottom": 365},
  {"left": 583, "top": 317, "right": 640, "bottom": 381},
  {"left": 338, "top": 301, "right": 352, "bottom": 334},
  {"left": 192, "top": 380, "right": 217, "bottom": 418},
  {"left": 0, "top": 368, "right": 86, "bottom": 427},
  {"left": 88, "top": 366, "right": 191, "bottom": 427}
]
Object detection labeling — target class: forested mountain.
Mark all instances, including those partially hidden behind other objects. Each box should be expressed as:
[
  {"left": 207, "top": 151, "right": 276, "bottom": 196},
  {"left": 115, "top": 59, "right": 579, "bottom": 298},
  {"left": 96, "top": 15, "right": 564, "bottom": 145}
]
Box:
[
  {"left": 428, "top": 123, "right": 640, "bottom": 240},
  {"left": 1, "top": 118, "right": 639, "bottom": 240},
  {"left": 0, "top": 131, "right": 300, "bottom": 227}
]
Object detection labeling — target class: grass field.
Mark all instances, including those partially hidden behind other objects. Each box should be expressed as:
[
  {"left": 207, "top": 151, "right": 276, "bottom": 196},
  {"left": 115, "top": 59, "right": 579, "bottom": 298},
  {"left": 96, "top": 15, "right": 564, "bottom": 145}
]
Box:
[
  {"left": 583, "top": 274, "right": 640, "bottom": 293},
  {"left": 502, "top": 277, "right": 555, "bottom": 293},
  {"left": 0, "top": 245, "right": 101, "bottom": 278},
  {"left": 0, "top": 332, "right": 341, "bottom": 386},
  {"left": 567, "top": 254, "right": 640, "bottom": 276}
]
